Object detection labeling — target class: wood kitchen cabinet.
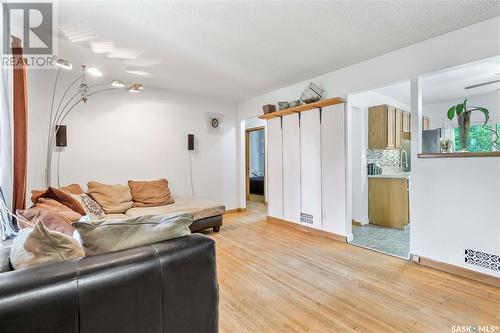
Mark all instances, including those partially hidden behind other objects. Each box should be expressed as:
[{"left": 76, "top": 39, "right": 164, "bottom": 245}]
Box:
[
  {"left": 395, "top": 108, "right": 402, "bottom": 149},
  {"left": 422, "top": 116, "right": 430, "bottom": 130},
  {"left": 402, "top": 111, "right": 411, "bottom": 140},
  {"left": 368, "top": 105, "right": 396, "bottom": 149},
  {"left": 402, "top": 111, "right": 410, "bottom": 133},
  {"left": 368, "top": 177, "right": 409, "bottom": 229}
]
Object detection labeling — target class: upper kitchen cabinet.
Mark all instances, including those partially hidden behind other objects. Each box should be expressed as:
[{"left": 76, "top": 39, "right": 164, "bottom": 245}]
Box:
[
  {"left": 395, "top": 108, "right": 402, "bottom": 148},
  {"left": 402, "top": 111, "right": 410, "bottom": 133},
  {"left": 368, "top": 105, "right": 397, "bottom": 149},
  {"left": 422, "top": 116, "right": 430, "bottom": 130}
]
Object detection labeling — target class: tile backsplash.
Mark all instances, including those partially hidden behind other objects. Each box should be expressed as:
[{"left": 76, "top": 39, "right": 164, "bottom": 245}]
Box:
[{"left": 366, "top": 149, "right": 400, "bottom": 167}]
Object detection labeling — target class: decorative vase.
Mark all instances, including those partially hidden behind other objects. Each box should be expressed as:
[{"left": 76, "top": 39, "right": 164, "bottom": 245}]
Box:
[{"left": 457, "top": 112, "right": 471, "bottom": 151}]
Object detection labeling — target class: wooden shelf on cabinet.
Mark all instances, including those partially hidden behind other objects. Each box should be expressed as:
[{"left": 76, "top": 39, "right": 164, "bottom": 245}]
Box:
[{"left": 258, "top": 97, "right": 345, "bottom": 120}]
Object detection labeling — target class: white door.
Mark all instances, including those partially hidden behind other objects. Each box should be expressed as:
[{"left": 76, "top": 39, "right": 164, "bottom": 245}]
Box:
[
  {"left": 321, "top": 104, "right": 346, "bottom": 235},
  {"left": 267, "top": 118, "right": 283, "bottom": 219},
  {"left": 282, "top": 114, "right": 301, "bottom": 224},
  {"left": 300, "top": 110, "right": 322, "bottom": 229}
]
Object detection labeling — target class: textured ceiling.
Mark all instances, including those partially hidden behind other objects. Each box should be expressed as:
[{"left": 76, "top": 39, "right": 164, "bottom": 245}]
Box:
[{"left": 56, "top": 1, "right": 500, "bottom": 101}]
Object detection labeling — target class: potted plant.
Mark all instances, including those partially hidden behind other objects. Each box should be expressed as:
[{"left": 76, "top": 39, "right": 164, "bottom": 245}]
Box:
[{"left": 447, "top": 99, "right": 490, "bottom": 151}]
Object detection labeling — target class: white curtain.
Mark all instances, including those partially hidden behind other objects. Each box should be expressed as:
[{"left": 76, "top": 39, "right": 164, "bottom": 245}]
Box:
[{"left": 0, "top": 1, "right": 17, "bottom": 240}]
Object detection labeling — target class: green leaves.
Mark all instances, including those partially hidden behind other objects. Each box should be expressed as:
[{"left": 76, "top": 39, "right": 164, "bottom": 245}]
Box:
[
  {"left": 445, "top": 99, "right": 491, "bottom": 126},
  {"left": 447, "top": 106, "right": 456, "bottom": 120},
  {"left": 474, "top": 107, "right": 490, "bottom": 126},
  {"left": 447, "top": 99, "right": 467, "bottom": 120}
]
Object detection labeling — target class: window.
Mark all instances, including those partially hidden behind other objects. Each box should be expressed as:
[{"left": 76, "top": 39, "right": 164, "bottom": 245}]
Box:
[{"left": 453, "top": 120, "right": 499, "bottom": 152}]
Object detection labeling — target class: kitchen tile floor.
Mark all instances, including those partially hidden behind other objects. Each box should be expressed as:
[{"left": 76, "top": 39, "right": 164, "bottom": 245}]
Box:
[{"left": 351, "top": 223, "right": 410, "bottom": 259}]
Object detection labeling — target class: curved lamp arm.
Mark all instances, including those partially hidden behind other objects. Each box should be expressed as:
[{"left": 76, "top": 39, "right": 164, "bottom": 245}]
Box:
[{"left": 45, "top": 87, "right": 125, "bottom": 187}]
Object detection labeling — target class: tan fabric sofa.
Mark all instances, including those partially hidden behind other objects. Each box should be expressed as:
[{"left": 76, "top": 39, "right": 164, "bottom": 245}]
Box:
[{"left": 100, "top": 196, "right": 225, "bottom": 232}]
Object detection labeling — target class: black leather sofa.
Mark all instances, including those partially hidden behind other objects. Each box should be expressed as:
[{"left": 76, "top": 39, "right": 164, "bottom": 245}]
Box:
[{"left": 0, "top": 234, "right": 219, "bottom": 333}]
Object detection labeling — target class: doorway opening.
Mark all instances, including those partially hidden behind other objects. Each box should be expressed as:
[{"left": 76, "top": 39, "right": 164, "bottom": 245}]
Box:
[
  {"left": 245, "top": 126, "right": 266, "bottom": 203},
  {"left": 348, "top": 80, "right": 411, "bottom": 259}
]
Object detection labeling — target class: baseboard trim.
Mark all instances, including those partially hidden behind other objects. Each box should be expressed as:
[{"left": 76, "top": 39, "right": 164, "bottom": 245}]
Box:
[
  {"left": 413, "top": 255, "right": 500, "bottom": 288},
  {"left": 267, "top": 216, "right": 347, "bottom": 243},
  {"left": 352, "top": 219, "right": 362, "bottom": 226},
  {"left": 225, "top": 208, "right": 246, "bottom": 215}
]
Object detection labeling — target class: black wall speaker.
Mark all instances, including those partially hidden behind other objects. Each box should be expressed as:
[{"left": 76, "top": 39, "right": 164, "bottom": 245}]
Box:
[
  {"left": 188, "top": 134, "right": 195, "bottom": 151},
  {"left": 56, "top": 125, "right": 67, "bottom": 147}
]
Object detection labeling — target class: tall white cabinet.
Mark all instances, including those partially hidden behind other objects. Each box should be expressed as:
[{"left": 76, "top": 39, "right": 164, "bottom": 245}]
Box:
[
  {"left": 300, "top": 109, "right": 322, "bottom": 230},
  {"left": 321, "top": 104, "right": 346, "bottom": 235},
  {"left": 264, "top": 99, "right": 346, "bottom": 238},
  {"left": 267, "top": 117, "right": 283, "bottom": 219},
  {"left": 282, "top": 114, "right": 301, "bottom": 224}
]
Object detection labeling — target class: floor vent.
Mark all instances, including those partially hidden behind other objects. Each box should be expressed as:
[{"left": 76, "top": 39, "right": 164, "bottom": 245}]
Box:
[
  {"left": 464, "top": 249, "right": 499, "bottom": 272},
  {"left": 300, "top": 213, "right": 313, "bottom": 224}
]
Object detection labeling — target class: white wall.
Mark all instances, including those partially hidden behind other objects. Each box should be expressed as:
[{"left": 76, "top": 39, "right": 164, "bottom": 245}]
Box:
[
  {"left": 26, "top": 70, "right": 239, "bottom": 209},
  {"left": 238, "top": 17, "right": 500, "bottom": 277},
  {"left": 348, "top": 88, "right": 411, "bottom": 226}
]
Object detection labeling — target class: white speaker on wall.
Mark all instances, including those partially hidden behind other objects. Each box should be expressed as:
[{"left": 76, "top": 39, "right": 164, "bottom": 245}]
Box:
[{"left": 205, "top": 112, "right": 224, "bottom": 133}]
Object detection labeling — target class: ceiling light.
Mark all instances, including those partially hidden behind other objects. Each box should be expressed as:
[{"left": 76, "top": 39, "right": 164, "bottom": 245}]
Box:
[
  {"left": 128, "top": 83, "right": 144, "bottom": 92},
  {"left": 111, "top": 80, "right": 125, "bottom": 88},
  {"left": 87, "top": 67, "right": 102, "bottom": 77},
  {"left": 55, "top": 58, "right": 72, "bottom": 70},
  {"left": 125, "top": 70, "right": 153, "bottom": 77}
]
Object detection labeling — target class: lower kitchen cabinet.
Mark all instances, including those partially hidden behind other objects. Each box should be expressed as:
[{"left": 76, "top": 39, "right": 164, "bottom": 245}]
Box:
[{"left": 368, "top": 177, "right": 409, "bottom": 229}]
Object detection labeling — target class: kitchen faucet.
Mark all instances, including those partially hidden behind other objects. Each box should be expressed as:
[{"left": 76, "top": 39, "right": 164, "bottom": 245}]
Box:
[{"left": 400, "top": 150, "right": 408, "bottom": 172}]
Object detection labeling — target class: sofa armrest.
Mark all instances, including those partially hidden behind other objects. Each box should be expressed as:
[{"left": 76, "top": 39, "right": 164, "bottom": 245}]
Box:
[
  {"left": 0, "top": 246, "right": 12, "bottom": 272},
  {"left": 152, "top": 234, "right": 219, "bottom": 333},
  {"left": 0, "top": 234, "right": 218, "bottom": 333},
  {"left": 0, "top": 259, "right": 80, "bottom": 332}
]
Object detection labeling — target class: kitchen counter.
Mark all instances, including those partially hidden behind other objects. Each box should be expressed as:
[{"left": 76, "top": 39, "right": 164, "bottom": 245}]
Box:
[{"left": 368, "top": 173, "right": 410, "bottom": 179}]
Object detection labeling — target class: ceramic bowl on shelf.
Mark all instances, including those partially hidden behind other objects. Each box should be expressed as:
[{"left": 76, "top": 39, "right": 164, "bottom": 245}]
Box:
[{"left": 277, "top": 101, "right": 289, "bottom": 110}]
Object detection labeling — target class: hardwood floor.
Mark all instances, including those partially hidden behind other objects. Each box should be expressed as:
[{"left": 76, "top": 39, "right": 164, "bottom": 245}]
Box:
[{"left": 205, "top": 201, "right": 500, "bottom": 333}]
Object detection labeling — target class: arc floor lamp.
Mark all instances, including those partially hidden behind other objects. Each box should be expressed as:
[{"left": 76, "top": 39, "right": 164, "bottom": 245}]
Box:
[{"left": 45, "top": 59, "right": 144, "bottom": 187}]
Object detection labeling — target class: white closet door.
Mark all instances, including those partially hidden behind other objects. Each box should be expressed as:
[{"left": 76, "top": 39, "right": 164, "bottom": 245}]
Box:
[
  {"left": 300, "top": 109, "right": 322, "bottom": 229},
  {"left": 267, "top": 118, "right": 283, "bottom": 219},
  {"left": 321, "top": 104, "right": 346, "bottom": 235},
  {"left": 282, "top": 114, "right": 301, "bottom": 224}
]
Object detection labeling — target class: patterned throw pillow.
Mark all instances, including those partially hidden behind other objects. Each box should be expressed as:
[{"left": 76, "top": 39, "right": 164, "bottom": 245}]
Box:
[{"left": 71, "top": 194, "right": 106, "bottom": 220}]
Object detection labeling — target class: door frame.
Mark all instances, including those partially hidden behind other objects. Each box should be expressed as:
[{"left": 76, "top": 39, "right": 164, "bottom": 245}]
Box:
[{"left": 245, "top": 126, "right": 265, "bottom": 200}]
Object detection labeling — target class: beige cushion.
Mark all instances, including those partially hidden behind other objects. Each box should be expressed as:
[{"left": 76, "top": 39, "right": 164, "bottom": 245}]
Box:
[
  {"left": 128, "top": 179, "right": 174, "bottom": 207},
  {"left": 60, "top": 184, "right": 85, "bottom": 195},
  {"left": 71, "top": 194, "right": 106, "bottom": 220},
  {"left": 125, "top": 197, "right": 225, "bottom": 221},
  {"left": 72, "top": 213, "right": 193, "bottom": 256},
  {"left": 87, "top": 181, "right": 133, "bottom": 214},
  {"left": 10, "top": 221, "right": 85, "bottom": 270}
]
